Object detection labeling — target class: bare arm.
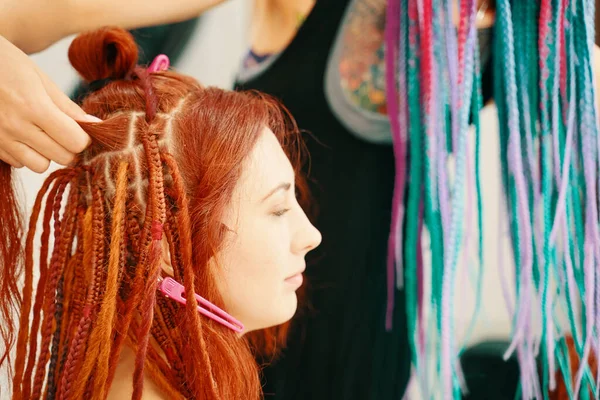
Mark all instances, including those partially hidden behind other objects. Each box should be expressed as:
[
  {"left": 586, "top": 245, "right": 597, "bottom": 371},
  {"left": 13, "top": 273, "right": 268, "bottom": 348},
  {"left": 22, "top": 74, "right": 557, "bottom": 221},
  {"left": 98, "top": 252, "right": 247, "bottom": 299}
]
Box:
[{"left": 0, "top": 0, "right": 227, "bottom": 53}]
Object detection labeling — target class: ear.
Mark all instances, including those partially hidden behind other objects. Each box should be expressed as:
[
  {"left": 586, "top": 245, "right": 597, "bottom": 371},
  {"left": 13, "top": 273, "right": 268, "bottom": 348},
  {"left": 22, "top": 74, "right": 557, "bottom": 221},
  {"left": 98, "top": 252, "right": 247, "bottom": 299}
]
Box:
[{"left": 161, "top": 236, "right": 175, "bottom": 276}]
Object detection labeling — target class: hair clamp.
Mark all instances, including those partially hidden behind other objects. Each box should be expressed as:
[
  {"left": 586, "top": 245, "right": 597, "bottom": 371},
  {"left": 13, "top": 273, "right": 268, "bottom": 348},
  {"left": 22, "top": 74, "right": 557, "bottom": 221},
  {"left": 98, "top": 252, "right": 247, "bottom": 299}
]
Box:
[
  {"left": 158, "top": 277, "right": 244, "bottom": 333},
  {"left": 148, "top": 54, "right": 170, "bottom": 73}
]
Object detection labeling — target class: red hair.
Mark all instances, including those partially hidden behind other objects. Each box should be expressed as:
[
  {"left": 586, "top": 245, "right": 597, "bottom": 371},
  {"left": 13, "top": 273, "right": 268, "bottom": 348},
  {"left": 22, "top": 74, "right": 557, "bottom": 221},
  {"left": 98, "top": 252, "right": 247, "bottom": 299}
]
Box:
[{"left": 1, "top": 27, "right": 309, "bottom": 399}]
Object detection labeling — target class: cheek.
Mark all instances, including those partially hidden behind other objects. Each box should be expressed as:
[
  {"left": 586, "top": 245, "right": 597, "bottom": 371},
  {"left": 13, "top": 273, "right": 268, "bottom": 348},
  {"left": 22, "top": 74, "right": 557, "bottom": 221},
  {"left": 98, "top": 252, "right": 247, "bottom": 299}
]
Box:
[
  {"left": 229, "top": 220, "right": 290, "bottom": 277},
  {"left": 216, "top": 218, "right": 297, "bottom": 330}
]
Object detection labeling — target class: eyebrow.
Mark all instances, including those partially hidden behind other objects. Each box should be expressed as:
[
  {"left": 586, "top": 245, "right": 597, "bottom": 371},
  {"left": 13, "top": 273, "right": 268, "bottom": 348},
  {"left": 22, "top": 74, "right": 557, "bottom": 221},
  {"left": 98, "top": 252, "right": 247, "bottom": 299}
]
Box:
[{"left": 261, "top": 182, "right": 291, "bottom": 202}]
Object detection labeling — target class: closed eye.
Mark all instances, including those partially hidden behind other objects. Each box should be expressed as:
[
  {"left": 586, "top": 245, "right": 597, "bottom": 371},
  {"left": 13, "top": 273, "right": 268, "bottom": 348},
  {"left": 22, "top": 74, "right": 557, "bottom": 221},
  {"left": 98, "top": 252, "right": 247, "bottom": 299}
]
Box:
[{"left": 272, "top": 208, "right": 291, "bottom": 217}]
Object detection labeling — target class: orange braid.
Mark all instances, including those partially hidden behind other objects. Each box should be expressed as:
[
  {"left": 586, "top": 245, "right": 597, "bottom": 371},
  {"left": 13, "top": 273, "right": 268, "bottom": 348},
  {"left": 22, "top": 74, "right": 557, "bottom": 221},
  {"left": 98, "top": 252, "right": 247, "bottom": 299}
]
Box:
[
  {"left": 53, "top": 236, "right": 82, "bottom": 395},
  {"left": 55, "top": 217, "right": 85, "bottom": 400},
  {"left": 31, "top": 175, "right": 77, "bottom": 399},
  {"left": 47, "top": 187, "right": 80, "bottom": 397},
  {"left": 91, "top": 162, "right": 129, "bottom": 399},
  {"left": 155, "top": 296, "right": 188, "bottom": 394},
  {"left": 104, "top": 193, "right": 149, "bottom": 391},
  {"left": 126, "top": 211, "right": 142, "bottom": 257},
  {"left": 159, "top": 211, "right": 189, "bottom": 390},
  {"left": 151, "top": 304, "right": 179, "bottom": 368},
  {"left": 66, "top": 209, "right": 90, "bottom": 324},
  {"left": 162, "top": 153, "right": 218, "bottom": 397},
  {"left": 164, "top": 205, "right": 182, "bottom": 281},
  {"left": 69, "top": 180, "right": 107, "bottom": 399},
  {"left": 104, "top": 247, "right": 146, "bottom": 391},
  {"left": 57, "top": 208, "right": 93, "bottom": 400},
  {"left": 133, "top": 130, "right": 167, "bottom": 400},
  {"left": 12, "top": 170, "right": 70, "bottom": 399},
  {"left": 18, "top": 173, "right": 70, "bottom": 399}
]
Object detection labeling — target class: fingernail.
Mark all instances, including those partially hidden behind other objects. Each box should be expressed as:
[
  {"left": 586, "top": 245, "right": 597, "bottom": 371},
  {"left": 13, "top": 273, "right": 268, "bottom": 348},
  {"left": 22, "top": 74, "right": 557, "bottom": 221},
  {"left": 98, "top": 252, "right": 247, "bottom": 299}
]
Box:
[{"left": 82, "top": 114, "right": 102, "bottom": 123}]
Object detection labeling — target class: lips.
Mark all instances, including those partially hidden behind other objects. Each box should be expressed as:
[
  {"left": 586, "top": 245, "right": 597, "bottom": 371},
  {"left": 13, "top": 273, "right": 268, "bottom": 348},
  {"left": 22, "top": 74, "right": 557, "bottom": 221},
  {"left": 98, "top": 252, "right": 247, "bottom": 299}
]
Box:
[
  {"left": 285, "top": 267, "right": 306, "bottom": 281},
  {"left": 284, "top": 267, "right": 306, "bottom": 287},
  {"left": 284, "top": 273, "right": 303, "bottom": 287}
]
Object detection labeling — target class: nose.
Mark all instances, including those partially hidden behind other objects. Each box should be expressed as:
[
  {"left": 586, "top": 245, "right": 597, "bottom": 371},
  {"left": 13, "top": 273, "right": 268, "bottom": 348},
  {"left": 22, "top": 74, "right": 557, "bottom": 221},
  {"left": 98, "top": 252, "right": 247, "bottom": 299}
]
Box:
[
  {"left": 304, "top": 222, "right": 322, "bottom": 253},
  {"left": 293, "top": 208, "right": 322, "bottom": 254}
]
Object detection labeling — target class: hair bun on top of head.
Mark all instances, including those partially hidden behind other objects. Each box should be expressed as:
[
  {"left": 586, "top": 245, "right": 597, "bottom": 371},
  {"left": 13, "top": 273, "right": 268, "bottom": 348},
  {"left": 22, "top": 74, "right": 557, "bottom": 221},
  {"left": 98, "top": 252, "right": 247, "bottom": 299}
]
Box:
[{"left": 68, "top": 26, "right": 139, "bottom": 83}]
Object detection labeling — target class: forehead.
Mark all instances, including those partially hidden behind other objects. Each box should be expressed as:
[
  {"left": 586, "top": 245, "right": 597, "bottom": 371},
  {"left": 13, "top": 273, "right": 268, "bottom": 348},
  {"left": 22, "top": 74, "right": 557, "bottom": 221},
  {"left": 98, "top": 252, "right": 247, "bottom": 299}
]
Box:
[{"left": 235, "top": 127, "right": 294, "bottom": 203}]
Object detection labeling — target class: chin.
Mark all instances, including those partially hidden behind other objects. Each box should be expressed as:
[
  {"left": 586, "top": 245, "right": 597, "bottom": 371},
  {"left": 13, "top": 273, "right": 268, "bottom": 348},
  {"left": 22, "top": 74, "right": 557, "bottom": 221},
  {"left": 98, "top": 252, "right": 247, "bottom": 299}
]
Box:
[
  {"left": 278, "top": 293, "right": 299, "bottom": 323},
  {"left": 251, "top": 293, "right": 299, "bottom": 332},
  {"left": 271, "top": 292, "right": 299, "bottom": 328}
]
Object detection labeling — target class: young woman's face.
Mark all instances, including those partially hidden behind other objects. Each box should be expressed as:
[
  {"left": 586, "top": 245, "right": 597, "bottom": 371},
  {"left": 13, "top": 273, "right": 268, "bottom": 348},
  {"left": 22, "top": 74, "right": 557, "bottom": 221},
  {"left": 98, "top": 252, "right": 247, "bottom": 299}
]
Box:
[{"left": 215, "top": 127, "right": 322, "bottom": 333}]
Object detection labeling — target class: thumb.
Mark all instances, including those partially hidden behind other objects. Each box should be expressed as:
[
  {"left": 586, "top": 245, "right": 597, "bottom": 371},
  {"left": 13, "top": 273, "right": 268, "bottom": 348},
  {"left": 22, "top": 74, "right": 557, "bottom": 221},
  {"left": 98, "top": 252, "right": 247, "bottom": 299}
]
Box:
[{"left": 38, "top": 68, "right": 101, "bottom": 123}]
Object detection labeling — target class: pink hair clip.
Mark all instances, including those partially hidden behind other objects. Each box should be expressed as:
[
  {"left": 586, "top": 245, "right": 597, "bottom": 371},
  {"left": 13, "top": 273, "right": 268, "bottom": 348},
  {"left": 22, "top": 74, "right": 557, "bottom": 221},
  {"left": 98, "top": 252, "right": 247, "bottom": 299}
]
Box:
[
  {"left": 158, "top": 277, "right": 244, "bottom": 333},
  {"left": 148, "top": 54, "right": 170, "bottom": 73}
]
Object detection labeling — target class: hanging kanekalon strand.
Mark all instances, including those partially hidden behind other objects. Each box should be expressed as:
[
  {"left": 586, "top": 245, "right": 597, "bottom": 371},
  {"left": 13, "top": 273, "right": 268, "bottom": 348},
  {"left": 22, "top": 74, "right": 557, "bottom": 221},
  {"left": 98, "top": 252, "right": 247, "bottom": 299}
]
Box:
[{"left": 385, "top": 0, "right": 600, "bottom": 398}]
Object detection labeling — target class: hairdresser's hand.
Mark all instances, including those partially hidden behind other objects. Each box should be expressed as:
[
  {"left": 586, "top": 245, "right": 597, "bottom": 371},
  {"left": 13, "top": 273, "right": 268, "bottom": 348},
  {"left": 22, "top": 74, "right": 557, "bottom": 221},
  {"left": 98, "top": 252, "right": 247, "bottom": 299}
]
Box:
[{"left": 0, "top": 35, "right": 98, "bottom": 173}]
